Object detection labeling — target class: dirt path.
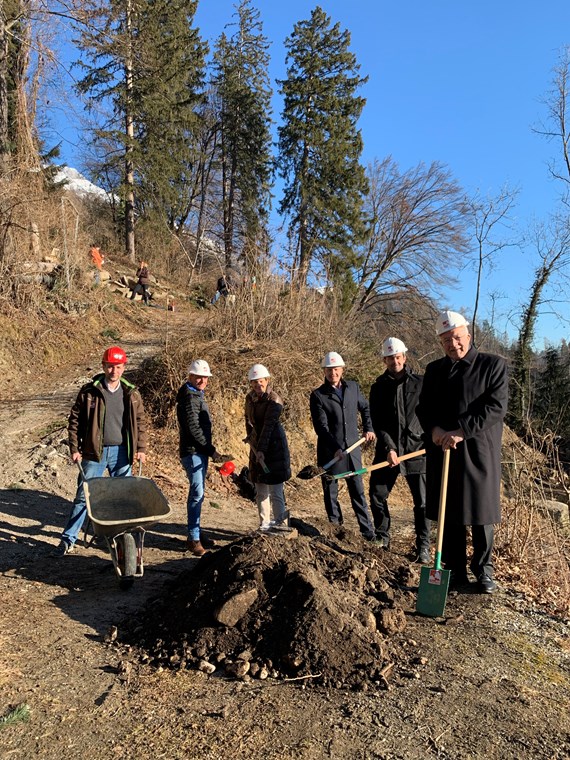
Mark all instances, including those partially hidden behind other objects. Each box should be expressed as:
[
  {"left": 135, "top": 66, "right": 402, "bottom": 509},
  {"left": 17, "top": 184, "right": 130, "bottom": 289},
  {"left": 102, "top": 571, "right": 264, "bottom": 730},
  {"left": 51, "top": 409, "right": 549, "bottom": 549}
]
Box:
[{"left": 1, "top": 304, "right": 570, "bottom": 759}]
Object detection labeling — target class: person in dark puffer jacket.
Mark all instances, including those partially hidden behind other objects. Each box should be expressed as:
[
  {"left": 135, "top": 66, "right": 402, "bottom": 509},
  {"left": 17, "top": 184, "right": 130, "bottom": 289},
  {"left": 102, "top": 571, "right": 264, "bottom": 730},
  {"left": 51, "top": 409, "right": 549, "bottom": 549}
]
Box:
[
  {"left": 176, "top": 359, "right": 228, "bottom": 556},
  {"left": 244, "top": 364, "right": 291, "bottom": 531}
]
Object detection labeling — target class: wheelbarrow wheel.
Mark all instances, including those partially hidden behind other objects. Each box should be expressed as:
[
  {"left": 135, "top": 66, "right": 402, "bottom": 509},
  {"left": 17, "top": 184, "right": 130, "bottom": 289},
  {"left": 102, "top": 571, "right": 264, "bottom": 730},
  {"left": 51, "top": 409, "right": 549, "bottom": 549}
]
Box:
[{"left": 121, "top": 532, "right": 137, "bottom": 579}]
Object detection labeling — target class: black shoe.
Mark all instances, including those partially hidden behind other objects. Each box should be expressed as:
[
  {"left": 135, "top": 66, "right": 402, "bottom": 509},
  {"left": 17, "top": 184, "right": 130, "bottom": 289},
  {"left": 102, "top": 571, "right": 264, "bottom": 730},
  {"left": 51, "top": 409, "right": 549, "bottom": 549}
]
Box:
[
  {"left": 418, "top": 547, "right": 431, "bottom": 564},
  {"left": 374, "top": 532, "right": 390, "bottom": 549},
  {"left": 448, "top": 572, "right": 470, "bottom": 590},
  {"left": 476, "top": 576, "right": 497, "bottom": 594},
  {"left": 52, "top": 540, "right": 75, "bottom": 557}
]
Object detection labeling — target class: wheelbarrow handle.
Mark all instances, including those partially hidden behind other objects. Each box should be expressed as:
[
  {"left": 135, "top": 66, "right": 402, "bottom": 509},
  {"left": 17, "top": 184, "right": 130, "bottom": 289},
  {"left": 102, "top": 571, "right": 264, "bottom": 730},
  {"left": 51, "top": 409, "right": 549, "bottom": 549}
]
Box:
[
  {"left": 328, "top": 449, "right": 426, "bottom": 481},
  {"left": 76, "top": 459, "right": 143, "bottom": 478}
]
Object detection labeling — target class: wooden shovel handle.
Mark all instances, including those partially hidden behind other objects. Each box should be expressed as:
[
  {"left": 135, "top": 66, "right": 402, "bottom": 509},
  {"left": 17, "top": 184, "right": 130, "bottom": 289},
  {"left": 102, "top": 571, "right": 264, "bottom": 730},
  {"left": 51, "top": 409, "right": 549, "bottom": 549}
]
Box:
[
  {"left": 434, "top": 448, "right": 451, "bottom": 571},
  {"left": 322, "top": 436, "right": 367, "bottom": 471},
  {"left": 365, "top": 448, "right": 426, "bottom": 474},
  {"left": 330, "top": 448, "right": 426, "bottom": 481}
]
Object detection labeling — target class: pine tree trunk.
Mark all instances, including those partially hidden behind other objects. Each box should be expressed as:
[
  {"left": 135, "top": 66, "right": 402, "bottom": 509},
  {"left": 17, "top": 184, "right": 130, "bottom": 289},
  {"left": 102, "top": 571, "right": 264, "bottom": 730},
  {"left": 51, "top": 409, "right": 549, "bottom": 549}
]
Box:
[
  {"left": 124, "top": 0, "right": 135, "bottom": 262},
  {"left": 0, "top": 3, "right": 8, "bottom": 170}
]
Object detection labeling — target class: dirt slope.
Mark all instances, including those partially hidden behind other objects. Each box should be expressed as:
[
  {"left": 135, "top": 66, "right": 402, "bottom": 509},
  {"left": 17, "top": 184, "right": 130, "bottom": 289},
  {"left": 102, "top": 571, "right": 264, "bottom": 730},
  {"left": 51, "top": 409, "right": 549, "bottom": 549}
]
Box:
[{"left": 1, "top": 300, "right": 569, "bottom": 760}]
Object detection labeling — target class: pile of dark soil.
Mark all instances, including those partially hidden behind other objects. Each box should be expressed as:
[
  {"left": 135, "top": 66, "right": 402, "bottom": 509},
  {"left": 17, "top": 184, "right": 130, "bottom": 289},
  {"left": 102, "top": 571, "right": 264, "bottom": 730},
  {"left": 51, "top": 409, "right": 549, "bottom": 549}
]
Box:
[{"left": 126, "top": 520, "right": 420, "bottom": 689}]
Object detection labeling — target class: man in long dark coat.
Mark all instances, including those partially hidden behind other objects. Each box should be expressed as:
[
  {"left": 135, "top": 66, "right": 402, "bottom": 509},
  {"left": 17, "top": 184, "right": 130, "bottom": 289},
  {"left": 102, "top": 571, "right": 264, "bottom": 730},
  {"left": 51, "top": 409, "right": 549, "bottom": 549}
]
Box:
[
  {"left": 310, "top": 351, "right": 376, "bottom": 540},
  {"left": 416, "top": 311, "right": 508, "bottom": 594},
  {"left": 369, "top": 337, "right": 429, "bottom": 561}
]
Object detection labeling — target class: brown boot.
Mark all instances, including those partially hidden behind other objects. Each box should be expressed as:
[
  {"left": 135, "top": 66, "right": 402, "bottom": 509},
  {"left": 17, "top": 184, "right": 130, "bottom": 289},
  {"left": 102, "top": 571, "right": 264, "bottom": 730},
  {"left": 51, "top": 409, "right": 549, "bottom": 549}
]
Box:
[{"left": 186, "top": 539, "right": 206, "bottom": 557}]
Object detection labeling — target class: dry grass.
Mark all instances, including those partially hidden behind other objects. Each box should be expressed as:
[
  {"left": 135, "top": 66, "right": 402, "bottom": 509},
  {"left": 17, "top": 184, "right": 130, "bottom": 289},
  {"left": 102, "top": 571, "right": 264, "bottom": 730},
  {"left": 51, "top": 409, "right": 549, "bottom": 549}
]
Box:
[
  {"left": 137, "top": 272, "right": 390, "bottom": 473},
  {"left": 497, "top": 427, "right": 570, "bottom": 615}
]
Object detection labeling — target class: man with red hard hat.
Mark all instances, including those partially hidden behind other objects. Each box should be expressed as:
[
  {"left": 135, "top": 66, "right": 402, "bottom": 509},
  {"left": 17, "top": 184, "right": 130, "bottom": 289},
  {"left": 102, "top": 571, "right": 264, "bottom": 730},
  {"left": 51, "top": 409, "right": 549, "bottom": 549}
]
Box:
[{"left": 54, "top": 346, "right": 147, "bottom": 556}]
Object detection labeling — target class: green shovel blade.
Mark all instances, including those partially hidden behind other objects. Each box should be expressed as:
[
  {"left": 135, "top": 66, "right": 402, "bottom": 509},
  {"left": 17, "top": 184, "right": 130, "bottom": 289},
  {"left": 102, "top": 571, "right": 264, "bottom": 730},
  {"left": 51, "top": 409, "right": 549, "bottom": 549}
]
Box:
[{"left": 416, "top": 565, "right": 450, "bottom": 617}]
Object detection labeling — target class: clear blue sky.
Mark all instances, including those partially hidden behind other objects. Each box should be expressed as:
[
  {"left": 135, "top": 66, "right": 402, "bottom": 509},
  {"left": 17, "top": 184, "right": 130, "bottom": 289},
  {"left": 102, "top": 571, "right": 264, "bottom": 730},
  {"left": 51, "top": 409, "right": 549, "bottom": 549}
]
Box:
[{"left": 52, "top": 1, "right": 570, "bottom": 346}]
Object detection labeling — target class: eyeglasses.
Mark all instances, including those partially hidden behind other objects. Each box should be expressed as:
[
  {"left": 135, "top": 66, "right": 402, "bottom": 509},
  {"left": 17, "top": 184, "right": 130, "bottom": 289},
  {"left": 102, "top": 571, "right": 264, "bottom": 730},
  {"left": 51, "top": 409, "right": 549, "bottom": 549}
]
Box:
[{"left": 441, "top": 332, "right": 469, "bottom": 347}]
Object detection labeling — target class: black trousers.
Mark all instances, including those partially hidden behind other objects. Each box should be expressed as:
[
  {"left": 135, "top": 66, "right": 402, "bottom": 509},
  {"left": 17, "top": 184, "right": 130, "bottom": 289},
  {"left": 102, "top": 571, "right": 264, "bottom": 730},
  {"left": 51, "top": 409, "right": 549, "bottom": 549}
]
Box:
[
  {"left": 131, "top": 283, "right": 149, "bottom": 304},
  {"left": 441, "top": 521, "right": 494, "bottom": 581},
  {"left": 369, "top": 468, "right": 430, "bottom": 549},
  {"left": 321, "top": 474, "right": 374, "bottom": 538}
]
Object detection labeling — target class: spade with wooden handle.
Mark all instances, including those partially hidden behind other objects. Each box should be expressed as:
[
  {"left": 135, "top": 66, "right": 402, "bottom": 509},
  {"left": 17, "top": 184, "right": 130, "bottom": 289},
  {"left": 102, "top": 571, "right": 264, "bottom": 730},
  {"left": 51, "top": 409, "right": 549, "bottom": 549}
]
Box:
[
  {"left": 296, "top": 437, "right": 367, "bottom": 480},
  {"left": 326, "top": 448, "right": 426, "bottom": 481},
  {"left": 416, "top": 447, "right": 451, "bottom": 617}
]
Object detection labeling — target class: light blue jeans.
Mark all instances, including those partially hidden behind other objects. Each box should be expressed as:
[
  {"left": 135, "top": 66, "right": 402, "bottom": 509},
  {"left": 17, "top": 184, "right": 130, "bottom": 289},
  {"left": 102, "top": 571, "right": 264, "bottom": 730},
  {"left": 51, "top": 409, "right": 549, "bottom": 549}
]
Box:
[
  {"left": 62, "top": 445, "right": 132, "bottom": 546},
  {"left": 181, "top": 453, "right": 208, "bottom": 541}
]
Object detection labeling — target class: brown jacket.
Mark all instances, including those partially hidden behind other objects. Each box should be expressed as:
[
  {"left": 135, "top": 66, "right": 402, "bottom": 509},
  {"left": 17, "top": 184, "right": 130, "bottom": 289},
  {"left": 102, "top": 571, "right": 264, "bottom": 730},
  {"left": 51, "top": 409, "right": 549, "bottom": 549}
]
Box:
[{"left": 68, "top": 374, "right": 147, "bottom": 463}]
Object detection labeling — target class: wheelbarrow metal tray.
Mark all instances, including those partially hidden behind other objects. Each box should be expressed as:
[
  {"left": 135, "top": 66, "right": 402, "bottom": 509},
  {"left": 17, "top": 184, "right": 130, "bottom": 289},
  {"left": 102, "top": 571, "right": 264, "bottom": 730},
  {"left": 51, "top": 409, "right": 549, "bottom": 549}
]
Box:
[{"left": 84, "top": 476, "right": 171, "bottom": 538}]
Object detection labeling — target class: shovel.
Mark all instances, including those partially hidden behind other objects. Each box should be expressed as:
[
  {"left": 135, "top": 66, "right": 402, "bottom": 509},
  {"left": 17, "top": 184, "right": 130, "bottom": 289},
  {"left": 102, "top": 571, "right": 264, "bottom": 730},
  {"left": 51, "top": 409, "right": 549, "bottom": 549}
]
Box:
[
  {"left": 416, "top": 447, "right": 451, "bottom": 617},
  {"left": 247, "top": 442, "right": 270, "bottom": 474},
  {"left": 326, "top": 449, "right": 426, "bottom": 481},
  {"left": 296, "top": 437, "right": 366, "bottom": 480}
]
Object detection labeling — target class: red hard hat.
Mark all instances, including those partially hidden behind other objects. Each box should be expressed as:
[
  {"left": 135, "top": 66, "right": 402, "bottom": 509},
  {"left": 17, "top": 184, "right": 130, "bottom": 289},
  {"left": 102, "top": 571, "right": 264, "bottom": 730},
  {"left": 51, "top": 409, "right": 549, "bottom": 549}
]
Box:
[
  {"left": 102, "top": 346, "right": 128, "bottom": 365},
  {"left": 219, "top": 460, "right": 235, "bottom": 477}
]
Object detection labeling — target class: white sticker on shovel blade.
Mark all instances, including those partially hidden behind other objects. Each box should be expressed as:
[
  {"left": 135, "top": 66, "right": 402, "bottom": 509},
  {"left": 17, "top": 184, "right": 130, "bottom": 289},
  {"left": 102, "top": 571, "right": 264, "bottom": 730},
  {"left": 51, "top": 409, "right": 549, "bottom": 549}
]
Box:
[{"left": 428, "top": 569, "right": 443, "bottom": 585}]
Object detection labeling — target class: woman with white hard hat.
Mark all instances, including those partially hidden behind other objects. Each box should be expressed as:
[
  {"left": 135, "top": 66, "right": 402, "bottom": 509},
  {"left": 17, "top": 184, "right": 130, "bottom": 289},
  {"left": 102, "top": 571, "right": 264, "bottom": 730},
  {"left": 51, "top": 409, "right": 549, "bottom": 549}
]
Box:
[
  {"left": 309, "top": 352, "right": 377, "bottom": 540},
  {"left": 176, "top": 359, "right": 230, "bottom": 556},
  {"left": 244, "top": 364, "right": 291, "bottom": 532}
]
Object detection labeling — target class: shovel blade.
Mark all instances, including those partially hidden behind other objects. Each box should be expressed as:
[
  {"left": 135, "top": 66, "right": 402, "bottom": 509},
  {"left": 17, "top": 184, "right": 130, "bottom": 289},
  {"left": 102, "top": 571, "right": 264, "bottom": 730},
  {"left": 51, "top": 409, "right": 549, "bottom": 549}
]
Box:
[
  {"left": 296, "top": 465, "right": 323, "bottom": 480},
  {"left": 416, "top": 565, "right": 450, "bottom": 617}
]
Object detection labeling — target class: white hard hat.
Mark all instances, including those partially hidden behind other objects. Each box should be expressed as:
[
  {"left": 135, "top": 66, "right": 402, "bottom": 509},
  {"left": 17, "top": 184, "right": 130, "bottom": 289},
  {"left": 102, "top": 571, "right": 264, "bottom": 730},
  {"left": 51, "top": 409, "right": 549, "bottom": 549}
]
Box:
[
  {"left": 382, "top": 337, "right": 408, "bottom": 357},
  {"left": 436, "top": 310, "right": 469, "bottom": 336},
  {"left": 188, "top": 359, "right": 212, "bottom": 377},
  {"left": 248, "top": 363, "right": 270, "bottom": 381},
  {"left": 321, "top": 351, "right": 346, "bottom": 368}
]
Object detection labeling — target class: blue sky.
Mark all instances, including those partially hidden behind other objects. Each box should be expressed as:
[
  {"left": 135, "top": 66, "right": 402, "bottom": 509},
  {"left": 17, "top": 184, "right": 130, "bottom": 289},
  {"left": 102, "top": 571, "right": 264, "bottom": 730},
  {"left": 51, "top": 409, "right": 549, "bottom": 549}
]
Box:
[{"left": 52, "top": 1, "right": 570, "bottom": 346}]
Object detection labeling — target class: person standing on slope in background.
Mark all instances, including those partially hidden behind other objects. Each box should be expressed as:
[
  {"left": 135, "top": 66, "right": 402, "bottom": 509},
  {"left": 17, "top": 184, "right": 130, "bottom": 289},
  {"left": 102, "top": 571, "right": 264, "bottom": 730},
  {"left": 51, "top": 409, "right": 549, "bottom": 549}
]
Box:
[
  {"left": 55, "top": 346, "right": 147, "bottom": 556},
  {"left": 369, "top": 337, "right": 430, "bottom": 562},
  {"left": 89, "top": 244, "right": 104, "bottom": 285},
  {"left": 244, "top": 364, "right": 291, "bottom": 533},
  {"left": 130, "top": 261, "right": 151, "bottom": 305},
  {"left": 417, "top": 310, "right": 508, "bottom": 594},
  {"left": 176, "top": 359, "right": 230, "bottom": 557},
  {"left": 309, "top": 351, "right": 377, "bottom": 541}
]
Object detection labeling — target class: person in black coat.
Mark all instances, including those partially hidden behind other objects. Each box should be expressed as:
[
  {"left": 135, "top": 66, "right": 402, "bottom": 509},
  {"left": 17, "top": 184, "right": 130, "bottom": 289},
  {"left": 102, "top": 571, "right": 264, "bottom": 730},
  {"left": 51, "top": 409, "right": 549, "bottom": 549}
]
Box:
[
  {"left": 244, "top": 363, "right": 291, "bottom": 531},
  {"left": 309, "top": 351, "right": 376, "bottom": 540},
  {"left": 416, "top": 311, "right": 508, "bottom": 594},
  {"left": 369, "top": 337, "right": 429, "bottom": 562},
  {"left": 176, "top": 359, "right": 228, "bottom": 556}
]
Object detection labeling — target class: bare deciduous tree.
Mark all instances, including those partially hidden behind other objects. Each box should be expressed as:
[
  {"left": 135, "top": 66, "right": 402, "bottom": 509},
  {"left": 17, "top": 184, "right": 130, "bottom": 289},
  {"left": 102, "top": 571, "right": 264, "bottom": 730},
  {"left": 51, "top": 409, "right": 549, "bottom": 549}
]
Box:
[
  {"left": 465, "top": 186, "right": 519, "bottom": 344},
  {"left": 353, "top": 157, "right": 468, "bottom": 314}
]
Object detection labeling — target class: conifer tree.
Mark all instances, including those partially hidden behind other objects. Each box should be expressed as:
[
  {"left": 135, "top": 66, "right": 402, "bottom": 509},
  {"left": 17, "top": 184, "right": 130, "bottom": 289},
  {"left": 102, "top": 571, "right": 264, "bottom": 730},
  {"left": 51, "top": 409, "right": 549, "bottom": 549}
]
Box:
[
  {"left": 213, "top": 0, "right": 272, "bottom": 270},
  {"left": 74, "top": 0, "right": 207, "bottom": 258},
  {"left": 534, "top": 347, "right": 570, "bottom": 438},
  {"left": 276, "top": 6, "right": 368, "bottom": 292}
]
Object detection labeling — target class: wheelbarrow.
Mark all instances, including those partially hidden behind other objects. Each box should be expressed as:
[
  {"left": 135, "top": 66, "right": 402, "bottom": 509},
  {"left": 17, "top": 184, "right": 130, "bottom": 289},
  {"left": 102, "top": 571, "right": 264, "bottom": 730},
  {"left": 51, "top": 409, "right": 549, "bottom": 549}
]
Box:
[{"left": 80, "top": 462, "right": 171, "bottom": 589}]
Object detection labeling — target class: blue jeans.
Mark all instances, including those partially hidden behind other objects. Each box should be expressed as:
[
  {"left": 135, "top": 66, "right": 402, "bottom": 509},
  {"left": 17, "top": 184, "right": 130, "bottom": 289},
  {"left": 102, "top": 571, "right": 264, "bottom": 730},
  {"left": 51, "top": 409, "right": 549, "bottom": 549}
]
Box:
[
  {"left": 62, "top": 445, "right": 132, "bottom": 546},
  {"left": 181, "top": 453, "right": 208, "bottom": 541}
]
